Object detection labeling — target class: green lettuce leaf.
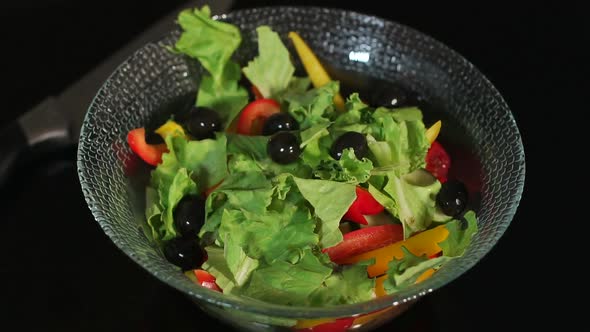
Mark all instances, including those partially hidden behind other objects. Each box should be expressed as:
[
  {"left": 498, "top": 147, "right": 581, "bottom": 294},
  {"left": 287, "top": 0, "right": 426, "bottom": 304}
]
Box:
[
  {"left": 292, "top": 177, "right": 356, "bottom": 248},
  {"left": 309, "top": 259, "right": 376, "bottom": 306},
  {"left": 151, "top": 134, "right": 227, "bottom": 191},
  {"left": 238, "top": 249, "right": 333, "bottom": 306},
  {"left": 218, "top": 206, "right": 317, "bottom": 264},
  {"left": 283, "top": 81, "right": 339, "bottom": 130},
  {"left": 200, "top": 168, "right": 273, "bottom": 238},
  {"left": 175, "top": 5, "right": 240, "bottom": 82},
  {"left": 362, "top": 107, "right": 429, "bottom": 176},
  {"left": 145, "top": 186, "right": 163, "bottom": 243},
  {"left": 195, "top": 63, "right": 250, "bottom": 128},
  {"left": 146, "top": 134, "right": 228, "bottom": 241},
  {"left": 382, "top": 169, "right": 441, "bottom": 238},
  {"left": 242, "top": 26, "right": 295, "bottom": 99},
  {"left": 174, "top": 5, "right": 248, "bottom": 128},
  {"left": 439, "top": 210, "right": 478, "bottom": 257},
  {"left": 313, "top": 148, "right": 373, "bottom": 184},
  {"left": 299, "top": 123, "right": 332, "bottom": 168},
  {"left": 383, "top": 247, "right": 450, "bottom": 293},
  {"left": 202, "top": 245, "right": 239, "bottom": 293}
]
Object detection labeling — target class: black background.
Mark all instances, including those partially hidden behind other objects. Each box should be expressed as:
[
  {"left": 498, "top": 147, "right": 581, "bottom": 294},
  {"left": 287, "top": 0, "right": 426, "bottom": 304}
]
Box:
[{"left": 1, "top": 0, "right": 581, "bottom": 331}]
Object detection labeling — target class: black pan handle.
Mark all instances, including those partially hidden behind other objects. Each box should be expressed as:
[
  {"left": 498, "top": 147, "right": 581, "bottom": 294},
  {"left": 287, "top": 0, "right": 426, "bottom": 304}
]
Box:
[{"left": 0, "top": 98, "right": 70, "bottom": 188}]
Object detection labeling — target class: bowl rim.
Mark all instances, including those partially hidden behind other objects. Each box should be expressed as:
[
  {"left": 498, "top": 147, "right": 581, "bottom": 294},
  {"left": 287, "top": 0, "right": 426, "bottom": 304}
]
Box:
[{"left": 77, "top": 5, "right": 526, "bottom": 319}]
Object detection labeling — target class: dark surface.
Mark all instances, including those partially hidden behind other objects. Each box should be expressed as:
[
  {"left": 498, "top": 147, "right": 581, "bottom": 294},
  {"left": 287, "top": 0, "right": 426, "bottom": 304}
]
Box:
[{"left": 1, "top": 0, "right": 579, "bottom": 331}]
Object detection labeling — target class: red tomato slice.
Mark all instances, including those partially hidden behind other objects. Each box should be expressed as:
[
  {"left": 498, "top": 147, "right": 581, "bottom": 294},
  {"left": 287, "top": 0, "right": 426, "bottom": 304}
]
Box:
[
  {"left": 236, "top": 98, "right": 281, "bottom": 135},
  {"left": 295, "top": 317, "right": 354, "bottom": 332},
  {"left": 322, "top": 224, "right": 403, "bottom": 264},
  {"left": 425, "top": 140, "right": 451, "bottom": 183},
  {"left": 194, "top": 269, "right": 222, "bottom": 292},
  {"left": 126, "top": 127, "right": 168, "bottom": 166},
  {"left": 342, "top": 187, "right": 384, "bottom": 225}
]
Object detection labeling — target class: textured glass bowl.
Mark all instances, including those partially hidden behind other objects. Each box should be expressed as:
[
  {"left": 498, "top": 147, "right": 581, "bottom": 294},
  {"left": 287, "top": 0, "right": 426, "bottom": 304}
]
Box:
[{"left": 77, "top": 6, "right": 525, "bottom": 331}]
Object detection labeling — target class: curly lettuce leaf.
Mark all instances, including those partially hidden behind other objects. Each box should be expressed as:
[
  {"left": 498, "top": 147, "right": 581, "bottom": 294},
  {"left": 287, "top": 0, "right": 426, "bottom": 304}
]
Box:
[
  {"left": 174, "top": 5, "right": 248, "bottom": 128},
  {"left": 292, "top": 177, "right": 356, "bottom": 248},
  {"left": 299, "top": 123, "right": 332, "bottom": 168},
  {"left": 242, "top": 26, "right": 295, "bottom": 99},
  {"left": 195, "top": 63, "right": 249, "bottom": 128},
  {"left": 238, "top": 249, "right": 333, "bottom": 306},
  {"left": 439, "top": 210, "right": 478, "bottom": 257},
  {"left": 313, "top": 148, "right": 373, "bottom": 184},
  {"left": 283, "top": 81, "right": 340, "bottom": 130},
  {"left": 146, "top": 134, "right": 228, "bottom": 241},
  {"left": 218, "top": 207, "right": 317, "bottom": 265},
  {"left": 309, "top": 259, "right": 376, "bottom": 306},
  {"left": 383, "top": 247, "right": 450, "bottom": 293},
  {"left": 200, "top": 167, "right": 273, "bottom": 238},
  {"left": 151, "top": 134, "right": 227, "bottom": 191},
  {"left": 382, "top": 169, "right": 441, "bottom": 238}
]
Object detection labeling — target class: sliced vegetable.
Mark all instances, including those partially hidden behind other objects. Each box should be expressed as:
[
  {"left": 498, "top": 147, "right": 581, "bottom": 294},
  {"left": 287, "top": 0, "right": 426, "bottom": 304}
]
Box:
[
  {"left": 322, "top": 224, "right": 403, "bottom": 264},
  {"left": 338, "top": 224, "right": 449, "bottom": 277},
  {"left": 155, "top": 119, "right": 186, "bottom": 138},
  {"left": 288, "top": 31, "right": 345, "bottom": 111},
  {"left": 342, "top": 186, "right": 384, "bottom": 225},
  {"left": 425, "top": 120, "right": 441, "bottom": 143},
  {"left": 194, "top": 269, "right": 222, "bottom": 292},
  {"left": 127, "top": 127, "right": 168, "bottom": 166},
  {"left": 294, "top": 317, "right": 354, "bottom": 332},
  {"left": 425, "top": 140, "right": 451, "bottom": 183},
  {"left": 236, "top": 98, "right": 281, "bottom": 135}
]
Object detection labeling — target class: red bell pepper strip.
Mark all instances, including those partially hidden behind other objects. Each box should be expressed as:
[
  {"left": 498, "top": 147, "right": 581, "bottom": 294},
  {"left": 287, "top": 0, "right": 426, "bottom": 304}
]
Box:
[
  {"left": 193, "top": 269, "right": 222, "bottom": 292},
  {"left": 236, "top": 98, "right": 281, "bottom": 135},
  {"left": 126, "top": 127, "right": 168, "bottom": 166},
  {"left": 322, "top": 224, "right": 403, "bottom": 264},
  {"left": 342, "top": 186, "right": 384, "bottom": 225}
]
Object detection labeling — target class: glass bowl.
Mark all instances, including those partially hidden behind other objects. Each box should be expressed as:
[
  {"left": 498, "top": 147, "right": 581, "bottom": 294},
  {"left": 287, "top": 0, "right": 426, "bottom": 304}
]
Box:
[{"left": 77, "top": 6, "right": 525, "bottom": 332}]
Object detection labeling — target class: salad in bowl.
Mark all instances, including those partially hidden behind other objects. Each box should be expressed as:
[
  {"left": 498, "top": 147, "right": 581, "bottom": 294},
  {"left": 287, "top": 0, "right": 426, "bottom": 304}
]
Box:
[
  {"left": 126, "top": 5, "right": 477, "bottom": 307},
  {"left": 78, "top": 4, "right": 524, "bottom": 332}
]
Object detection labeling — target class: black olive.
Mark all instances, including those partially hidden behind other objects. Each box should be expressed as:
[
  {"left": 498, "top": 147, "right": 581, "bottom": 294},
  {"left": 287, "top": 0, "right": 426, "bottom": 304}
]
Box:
[
  {"left": 163, "top": 236, "right": 205, "bottom": 271},
  {"left": 262, "top": 112, "right": 299, "bottom": 136},
  {"left": 186, "top": 106, "right": 222, "bottom": 140},
  {"left": 173, "top": 195, "right": 206, "bottom": 238},
  {"left": 367, "top": 84, "right": 418, "bottom": 108},
  {"left": 436, "top": 180, "right": 468, "bottom": 217},
  {"left": 144, "top": 131, "right": 165, "bottom": 145},
  {"left": 330, "top": 131, "right": 368, "bottom": 160},
  {"left": 267, "top": 132, "right": 301, "bottom": 164}
]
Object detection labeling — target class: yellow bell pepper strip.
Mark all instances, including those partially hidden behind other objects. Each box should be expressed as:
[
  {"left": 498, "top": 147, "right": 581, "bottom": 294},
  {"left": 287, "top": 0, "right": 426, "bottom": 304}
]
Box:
[
  {"left": 287, "top": 31, "right": 346, "bottom": 112},
  {"left": 425, "top": 120, "right": 442, "bottom": 143},
  {"left": 155, "top": 119, "right": 186, "bottom": 138},
  {"left": 338, "top": 224, "right": 449, "bottom": 277}
]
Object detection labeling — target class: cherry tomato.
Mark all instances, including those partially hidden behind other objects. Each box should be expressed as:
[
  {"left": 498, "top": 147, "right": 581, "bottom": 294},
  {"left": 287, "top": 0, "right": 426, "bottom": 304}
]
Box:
[{"left": 425, "top": 140, "right": 450, "bottom": 183}]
